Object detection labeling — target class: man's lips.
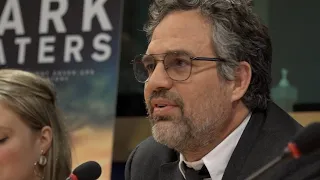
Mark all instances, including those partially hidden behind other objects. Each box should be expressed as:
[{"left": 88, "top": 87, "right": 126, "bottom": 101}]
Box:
[
  {"left": 150, "top": 98, "right": 179, "bottom": 114},
  {"left": 151, "top": 98, "right": 177, "bottom": 108}
]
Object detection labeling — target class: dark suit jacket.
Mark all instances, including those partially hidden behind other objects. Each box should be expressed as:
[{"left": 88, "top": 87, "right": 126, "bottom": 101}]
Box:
[{"left": 125, "top": 102, "right": 303, "bottom": 180}]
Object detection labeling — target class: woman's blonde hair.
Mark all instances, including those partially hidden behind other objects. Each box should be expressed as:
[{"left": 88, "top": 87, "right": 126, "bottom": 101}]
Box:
[{"left": 0, "top": 69, "right": 72, "bottom": 180}]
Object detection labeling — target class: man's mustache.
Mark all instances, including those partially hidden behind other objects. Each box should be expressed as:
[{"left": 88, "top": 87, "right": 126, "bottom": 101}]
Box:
[{"left": 147, "top": 89, "right": 184, "bottom": 114}]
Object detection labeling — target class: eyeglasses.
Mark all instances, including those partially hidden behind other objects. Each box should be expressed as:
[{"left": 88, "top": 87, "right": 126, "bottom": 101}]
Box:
[{"left": 132, "top": 51, "right": 225, "bottom": 83}]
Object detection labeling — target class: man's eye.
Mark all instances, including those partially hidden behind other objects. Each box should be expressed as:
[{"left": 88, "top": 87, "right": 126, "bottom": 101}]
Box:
[
  {"left": 169, "top": 59, "right": 189, "bottom": 68},
  {"left": 175, "top": 59, "right": 188, "bottom": 67}
]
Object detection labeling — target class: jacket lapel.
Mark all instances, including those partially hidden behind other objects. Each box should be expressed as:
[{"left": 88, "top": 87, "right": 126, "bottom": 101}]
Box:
[
  {"left": 222, "top": 110, "right": 266, "bottom": 180},
  {"left": 159, "top": 160, "right": 185, "bottom": 180}
]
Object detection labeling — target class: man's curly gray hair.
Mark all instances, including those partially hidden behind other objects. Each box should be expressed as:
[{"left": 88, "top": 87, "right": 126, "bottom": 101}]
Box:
[{"left": 144, "top": 0, "right": 272, "bottom": 110}]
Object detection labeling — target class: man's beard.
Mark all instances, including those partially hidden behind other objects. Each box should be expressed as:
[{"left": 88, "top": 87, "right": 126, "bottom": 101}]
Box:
[{"left": 146, "top": 89, "right": 231, "bottom": 153}]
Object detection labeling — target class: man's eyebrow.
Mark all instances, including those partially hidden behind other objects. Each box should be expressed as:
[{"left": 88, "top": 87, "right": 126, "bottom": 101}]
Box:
[{"left": 147, "top": 49, "right": 195, "bottom": 56}]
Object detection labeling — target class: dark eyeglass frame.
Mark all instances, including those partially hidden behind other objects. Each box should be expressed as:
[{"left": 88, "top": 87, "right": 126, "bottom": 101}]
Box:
[{"left": 131, "top": 51, "right": 226, "bottom": 83}]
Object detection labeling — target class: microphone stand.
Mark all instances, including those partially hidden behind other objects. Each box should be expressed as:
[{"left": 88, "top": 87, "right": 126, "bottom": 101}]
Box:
[{"left": 244, "top": 149, "right": 291, "bottom": 180}]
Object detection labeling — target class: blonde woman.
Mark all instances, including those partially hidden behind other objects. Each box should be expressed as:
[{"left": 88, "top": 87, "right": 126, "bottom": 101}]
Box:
[{"left": 0, "top": 69, "right": 72, "bottom": 180}]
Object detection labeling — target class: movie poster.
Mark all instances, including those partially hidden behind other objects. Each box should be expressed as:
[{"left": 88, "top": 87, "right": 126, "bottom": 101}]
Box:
[{"left": 0, "top": 0, "right": 123, "bottom": 179}]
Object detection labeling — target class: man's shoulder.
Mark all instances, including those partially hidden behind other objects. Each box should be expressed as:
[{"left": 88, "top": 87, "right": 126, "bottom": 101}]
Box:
[
  {"left": 252, "top": 101, "right": 303, "bottom": 155},
  {"left": 231, "top": 102, "right": 303, "bottom": 179},
  {"left": 263, "top": 101, "right": 303, "bottom": 136},
  {"left": 125, "top": 136, "right": 179, "bottom": 180},
  {"left": 130, "top": 136, "right": 178, "bottom": 163}
]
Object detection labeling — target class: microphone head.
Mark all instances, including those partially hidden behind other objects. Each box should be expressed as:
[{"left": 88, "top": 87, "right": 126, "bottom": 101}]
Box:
[
  {"left": 291, "top": 122, "right": 320, "bottom": 154},
  {"left": 73, "top": 161, "right": 102, "bottom": 180}
]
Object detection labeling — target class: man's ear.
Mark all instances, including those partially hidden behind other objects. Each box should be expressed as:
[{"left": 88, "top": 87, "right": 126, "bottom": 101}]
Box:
[
  {"left": 231, "top": 61, "right": 252, "bottom": 102},
  {"left": 39, "top": 126, "right": 53, "bottom": 154}
]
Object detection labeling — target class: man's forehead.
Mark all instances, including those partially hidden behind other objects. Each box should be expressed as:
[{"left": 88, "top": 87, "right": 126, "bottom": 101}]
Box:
[{"left": 146, "top": 38, "right": 198, "bottom": 55}]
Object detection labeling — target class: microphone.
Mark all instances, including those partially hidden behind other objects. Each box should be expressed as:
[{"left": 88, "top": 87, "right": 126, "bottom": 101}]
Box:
[
  {"left": 244, "top": 122, "right": 320, "bottom": 180},
  {"left": 66, "top": 161, "right": 102, "bottom": 180}
]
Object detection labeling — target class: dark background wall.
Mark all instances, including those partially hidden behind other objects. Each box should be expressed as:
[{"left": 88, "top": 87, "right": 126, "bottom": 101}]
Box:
[{"left": 269, "top": 0, "right": 320, "bottom": 104}]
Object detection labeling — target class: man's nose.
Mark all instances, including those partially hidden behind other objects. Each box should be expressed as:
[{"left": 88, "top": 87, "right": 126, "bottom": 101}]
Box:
[{"left": 145, "top": 62, "right": 173, "bottom": 91}]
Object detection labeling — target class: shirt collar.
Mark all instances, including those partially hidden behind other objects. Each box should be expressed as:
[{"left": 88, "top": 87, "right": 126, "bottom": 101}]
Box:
[{"left": 178, "top": 112, "right": 252, "bottom": 179}]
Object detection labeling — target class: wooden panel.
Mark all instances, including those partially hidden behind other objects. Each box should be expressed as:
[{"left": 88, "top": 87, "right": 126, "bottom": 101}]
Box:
[{"left": 289, "top": 111, "right": 320, "bottom": 126}]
